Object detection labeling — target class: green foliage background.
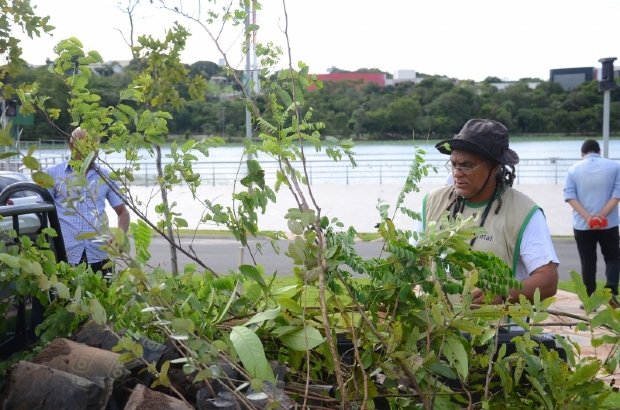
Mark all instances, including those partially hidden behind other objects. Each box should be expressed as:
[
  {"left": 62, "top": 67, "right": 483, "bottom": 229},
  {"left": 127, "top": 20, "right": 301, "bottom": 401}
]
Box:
[{"left": 8, "top": 63, "right": 620, "bottom": 141}]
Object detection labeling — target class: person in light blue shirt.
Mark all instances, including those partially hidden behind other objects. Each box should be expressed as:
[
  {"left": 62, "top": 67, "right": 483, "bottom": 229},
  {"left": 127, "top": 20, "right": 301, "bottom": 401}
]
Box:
[
  {"left": 46, "top": 128, "right": 130, "bottom": 279},
  {"left": 564, "top": 139, "right": 620, "bottom": 307}
]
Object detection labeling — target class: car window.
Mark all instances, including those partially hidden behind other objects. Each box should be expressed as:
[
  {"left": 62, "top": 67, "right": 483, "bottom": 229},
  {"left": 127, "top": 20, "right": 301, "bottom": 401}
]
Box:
[{"left": 0, "top": 174, "right": 38, "bottom": 198}]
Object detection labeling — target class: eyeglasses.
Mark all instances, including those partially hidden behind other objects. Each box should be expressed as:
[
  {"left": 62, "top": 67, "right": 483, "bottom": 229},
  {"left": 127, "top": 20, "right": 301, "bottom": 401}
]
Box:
[{"left": 445, "top": 160, "right": 487, "bottom": 174}]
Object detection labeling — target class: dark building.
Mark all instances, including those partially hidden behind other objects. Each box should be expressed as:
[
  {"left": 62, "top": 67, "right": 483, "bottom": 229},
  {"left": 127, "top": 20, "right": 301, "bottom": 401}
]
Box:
[{"left": 549, "top": 67, "right": 596, "bottom": 90}]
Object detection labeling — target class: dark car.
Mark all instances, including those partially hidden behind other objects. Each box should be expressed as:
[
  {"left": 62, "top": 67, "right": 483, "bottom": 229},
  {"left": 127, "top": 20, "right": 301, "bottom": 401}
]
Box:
[{"left": 0, "top": 171, "right": 42, "bottom": 235}]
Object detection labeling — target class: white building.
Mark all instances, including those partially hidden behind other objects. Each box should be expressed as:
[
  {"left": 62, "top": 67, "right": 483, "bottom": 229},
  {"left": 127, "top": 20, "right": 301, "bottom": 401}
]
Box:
[{"left": 385, "top": 69, "right": 420, "bottom": 86}]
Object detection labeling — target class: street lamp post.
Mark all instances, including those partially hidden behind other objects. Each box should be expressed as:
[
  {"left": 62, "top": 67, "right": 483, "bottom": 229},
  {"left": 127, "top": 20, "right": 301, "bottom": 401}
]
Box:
[
  {"left": 598, "top": 57, "right": 617, "bottom": 158},
  {"left": 221, "top": 106, "right": 227, "bottom": 142}
]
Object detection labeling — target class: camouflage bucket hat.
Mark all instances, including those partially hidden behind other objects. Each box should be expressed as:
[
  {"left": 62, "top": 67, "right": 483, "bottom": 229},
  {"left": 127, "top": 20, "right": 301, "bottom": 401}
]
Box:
[{"left": 435, "top": 119, "right": 519, "bottom": 166}]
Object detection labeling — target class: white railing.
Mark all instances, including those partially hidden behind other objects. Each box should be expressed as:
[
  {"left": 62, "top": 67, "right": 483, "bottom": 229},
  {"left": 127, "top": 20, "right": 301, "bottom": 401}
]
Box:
[
  {"left": 18, "top": 140, "right": 68, "bottom": 151},
  {"left": 99, "top": 157, "right": 599, "bottom": 186},
  {"left": 1, "top": 153, "right": 608, "bottom": 185}
]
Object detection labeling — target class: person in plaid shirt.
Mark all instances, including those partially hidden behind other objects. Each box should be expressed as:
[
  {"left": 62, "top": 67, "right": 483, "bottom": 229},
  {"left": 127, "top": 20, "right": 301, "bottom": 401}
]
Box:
[{"left": 46, "top": 127, "right": 130, "bottom": 279}]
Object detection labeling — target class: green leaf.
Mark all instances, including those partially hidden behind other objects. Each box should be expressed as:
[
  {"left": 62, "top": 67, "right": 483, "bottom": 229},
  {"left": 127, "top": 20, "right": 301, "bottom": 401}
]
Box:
[
  {"left": 451, "top": 318, "right": 484, "bottom": 335},
  {"left": 77, "top": 56, "right": 97, "bottom": 65},
  {"left": 56, "top": 282, "right": 71, "bottom": 300},
  {"left": 287, "top": 239, "right": 305, "bottom": 265},
  {"left": 246, "top": 159, "right": 261, "bottom": 172},
  {"left": 429, "top": 362, "right": 457, "bottom": 380},
  {"left": 194, "top": 368, "right": 213, "bottom": 382},
  {"left": 89, "top": 299, "right": 107, "bottom": 325},
  {"left": 0, "top": 152, "right": 19, "bottom": 160},
  {"left": 37, "top": 275, "right": 51, "bottom": 290},
  {"left": 250, "top": 378, "right": 264, "bottom": 391},
  {"left": 74, "top": 232, "right": 99, "bottom": 240},
  {"left": 22, "top": 156, "right": 40, "bottom": 171},
  {"left": 443, "top": 333, "right": 468, "bottom": 379},
  {"left": 74, "top": 285, "right": 81, "bottom": 303},
  {"left": 214, "top": 281, "right": 239, "bottom": 323},
  {"left": 67, "top": 37, "right": 84, "bottom": 47},
  {"left": 118, "top": 352, "right": 134, "bottom": 363},
  {"left": 32, "top": 171, "right": 56, "bottom": 188},
  {"left": 278, "top": 89, "right": 293, "bottom": 108},
  {"left": 279, "top": 326, "right": 325, "bottom": 351},
  {"left": 117, "top": 104, "right": 136, "bottom": 118},
  {"left": 0, "top": 253, "right": 21, "bottom": 268},
  {"left": 174, "top": 217, "right": 188, "bottom": 228},
  {"left": 172, "top": 318, "right": 195, "bottom": 333},
  {"left": 277, "top": 297, "right": 303, "bottom": 315},
  {"left": 80, "top": 151, "right": 95, "bottom": 176},
  {"left": 0, "top": 126, "right": 13, "bottom": 145},
  {"left": 230, "top": 326, "right": 275, "bottom": 383},
  {"left": 26, "top": 144, "right": 37, "bottom": 157},
  {"left": 88, "top": 50, "right": 104, "bottom": 63},
  {"left": 239, "top": 265, "right": 266, "bottom": 286},
  {"left": 181, "top": 139, "right": 195, "bottom": 153},
  {"left": 245, "top": 307, "right": 281, "bottom": 326},
  {"left": 569, "top": 361, "right": 600, "bottom": 386},
  {"left": 240, "top": 170, "right": 266, "bottom": 189},
  {"left": 287, "top": 219, "right": 303, "bottom": 235}
]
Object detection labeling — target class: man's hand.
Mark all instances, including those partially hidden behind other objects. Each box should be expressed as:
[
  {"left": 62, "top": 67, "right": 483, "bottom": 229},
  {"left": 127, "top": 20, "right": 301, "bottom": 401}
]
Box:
[
  {"left": 588, "top": 214, "right": 605, "bottom": 231},
  {"left": 114, "top": 204, "right": 130, "bottom": 233},
  {"left": 470, "top": 287, "right": 503, "bottom": 305}
]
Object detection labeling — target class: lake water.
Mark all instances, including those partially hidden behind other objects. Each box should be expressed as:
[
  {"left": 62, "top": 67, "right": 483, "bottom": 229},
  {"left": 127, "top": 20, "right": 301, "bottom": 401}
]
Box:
[{"left": 32, "top": 139, "right": 620, "bottom": 185}]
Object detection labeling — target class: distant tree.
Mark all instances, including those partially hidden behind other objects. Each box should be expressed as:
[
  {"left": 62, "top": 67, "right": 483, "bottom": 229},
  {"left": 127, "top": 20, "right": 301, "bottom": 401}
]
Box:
[
  {"left": 414, "top": 77, "right": 455, "bottom": 105},
  {"left": 326, "top": 66, "right": 350, "bottom": 73},
  {"left": 350, "top": 106, "right": 367, "bottom": 139},
  {"left": 483, "top": 76, "right": 503, "bottom": 83},
  {"left": 535, "top": 80, "right": 565, "bottom": 97},
  {"left": 365, "top": 107, "right": 387, "bottom": 135},
  {"left": 10, "top": 66, "right": 70, "bottom": 139},
  {"left": 427, "top": 87, "right": 476, "bottom": 134},
  {"left": 385, "top": 97, "right": 421, "bottom": 135},
  {"left": 188, "top": 60, "right": 221, "bottom": 79},
  {"left": 354, "top": 67, "right": 393, "bottom": 79}
]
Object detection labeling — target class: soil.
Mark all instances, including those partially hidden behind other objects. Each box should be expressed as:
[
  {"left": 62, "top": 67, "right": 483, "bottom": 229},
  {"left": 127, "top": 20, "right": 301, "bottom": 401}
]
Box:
[
  {"left": 138, "top": 386, "right": 175, "bottom": 410},
  {"left": 32, "top": 338, "right": 70, "bottom": 364},
  {"left": 125, "top": 384, "right": 190, "bottom": 410}
]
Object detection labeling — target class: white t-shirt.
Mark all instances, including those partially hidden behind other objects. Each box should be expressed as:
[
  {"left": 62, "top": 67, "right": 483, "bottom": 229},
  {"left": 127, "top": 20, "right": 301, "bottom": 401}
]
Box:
[{"left": 410, "top": 209, "right": 559, "bottom": 281}]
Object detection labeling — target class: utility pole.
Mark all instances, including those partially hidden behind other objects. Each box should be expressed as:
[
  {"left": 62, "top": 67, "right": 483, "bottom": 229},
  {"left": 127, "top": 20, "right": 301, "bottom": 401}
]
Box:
[
  {"left": 245, "top": 2, "right": 253, "bottom": 143},
  {"left": 251, "top": 6, "right": 260, "bottom": 95},
  {"left": 244, "top": 1, "right": 256, "bottom": 193},
  {"left": 598, "top": 57, "right": 617, "bottom": 158}
]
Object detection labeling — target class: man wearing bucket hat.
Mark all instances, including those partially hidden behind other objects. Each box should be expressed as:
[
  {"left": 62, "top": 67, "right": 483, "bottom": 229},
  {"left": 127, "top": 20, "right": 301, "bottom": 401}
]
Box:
[{"left": 414, "top": 119, "right": 559, "bottom": 305}]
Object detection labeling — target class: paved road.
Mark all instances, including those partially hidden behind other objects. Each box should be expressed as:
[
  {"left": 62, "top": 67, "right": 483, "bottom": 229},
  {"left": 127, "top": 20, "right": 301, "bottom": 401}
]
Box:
[{"left": 144, "top": 236, "right": 595, "bottom": 282}]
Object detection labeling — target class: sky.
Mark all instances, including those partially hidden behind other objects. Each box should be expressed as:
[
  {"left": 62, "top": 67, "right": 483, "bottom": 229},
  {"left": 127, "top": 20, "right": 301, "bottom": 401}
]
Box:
[{"left": 14, "top": 0, "right": 620, "bottom": 82}]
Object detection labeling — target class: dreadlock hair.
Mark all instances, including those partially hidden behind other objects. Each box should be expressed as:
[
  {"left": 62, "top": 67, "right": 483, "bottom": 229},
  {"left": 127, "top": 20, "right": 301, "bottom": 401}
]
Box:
[{"left": 445, "top": 164, "right": 516, "bottom": 246}]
